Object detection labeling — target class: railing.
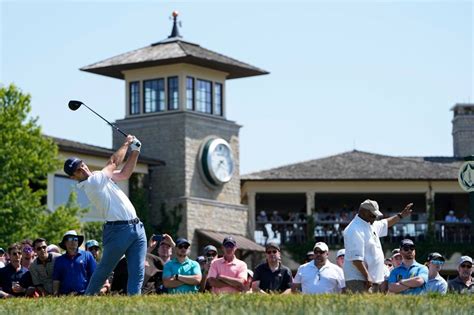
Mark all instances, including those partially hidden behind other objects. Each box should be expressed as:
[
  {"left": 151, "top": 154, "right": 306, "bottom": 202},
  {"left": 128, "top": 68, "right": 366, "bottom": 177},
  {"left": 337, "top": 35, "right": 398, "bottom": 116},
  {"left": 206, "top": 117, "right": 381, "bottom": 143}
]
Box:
[{"left": 254, "top": 219, "right": 472, "bottom": 246}]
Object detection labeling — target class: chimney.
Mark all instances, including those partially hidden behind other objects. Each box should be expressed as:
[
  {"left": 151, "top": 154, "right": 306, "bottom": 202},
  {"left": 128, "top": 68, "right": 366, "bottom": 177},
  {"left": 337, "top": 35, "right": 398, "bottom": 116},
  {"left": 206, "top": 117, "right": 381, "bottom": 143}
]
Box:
[{"left": 452, "top": 103, "right": 474, "bottom": 158}]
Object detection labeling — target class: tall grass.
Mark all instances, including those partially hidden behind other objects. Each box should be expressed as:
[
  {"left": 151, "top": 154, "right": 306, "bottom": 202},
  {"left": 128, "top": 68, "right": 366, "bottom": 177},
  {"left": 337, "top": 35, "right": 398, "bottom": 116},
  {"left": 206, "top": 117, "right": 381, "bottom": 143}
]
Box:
[{"left": 0, "top": 293, "right": 472, "bottom": 315}]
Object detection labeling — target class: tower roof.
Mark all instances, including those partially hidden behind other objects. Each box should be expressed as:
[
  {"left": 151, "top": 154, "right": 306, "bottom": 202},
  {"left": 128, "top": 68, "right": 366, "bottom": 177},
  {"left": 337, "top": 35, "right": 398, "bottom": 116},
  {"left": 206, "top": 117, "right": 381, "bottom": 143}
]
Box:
[{"left": 80, "top": 11, "right": 268, "bottom": 80}]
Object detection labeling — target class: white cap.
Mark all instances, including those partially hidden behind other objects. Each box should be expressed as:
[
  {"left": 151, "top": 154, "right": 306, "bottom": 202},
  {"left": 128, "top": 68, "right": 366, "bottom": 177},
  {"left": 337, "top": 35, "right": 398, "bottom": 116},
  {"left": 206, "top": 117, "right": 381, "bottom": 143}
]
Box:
[
  {"left": 313, "top": 242, "right": 329, "bottom": 252},
  {"left": 360, "top": 199, "right": 383, "bottom": 218},
  {"left": 458, "top": 255, "right": 473, "bottom": 266},
  {"left": 336, "top": 249, "right": 345, "bottom": 258}
]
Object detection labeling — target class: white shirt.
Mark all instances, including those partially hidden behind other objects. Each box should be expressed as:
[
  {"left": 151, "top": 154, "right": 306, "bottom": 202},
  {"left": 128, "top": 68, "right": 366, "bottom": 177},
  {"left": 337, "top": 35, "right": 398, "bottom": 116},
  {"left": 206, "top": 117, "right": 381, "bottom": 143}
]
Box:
[
  {"left": 294, "top": 261, "right": 345, "bottom": 294},
  {"left": 77, "top": 171, "right": 137, "bottom": 221},
  {"left": 343, "top": 215, "right": 388, "bottom": 283}
]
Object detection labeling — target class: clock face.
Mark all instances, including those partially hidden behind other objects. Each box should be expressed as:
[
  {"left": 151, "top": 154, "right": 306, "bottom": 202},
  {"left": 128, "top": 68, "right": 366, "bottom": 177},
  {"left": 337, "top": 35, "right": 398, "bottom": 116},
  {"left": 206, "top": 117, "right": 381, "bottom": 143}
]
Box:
[{"left": 201, "top": 138, "right": 235, "bottom": 185}]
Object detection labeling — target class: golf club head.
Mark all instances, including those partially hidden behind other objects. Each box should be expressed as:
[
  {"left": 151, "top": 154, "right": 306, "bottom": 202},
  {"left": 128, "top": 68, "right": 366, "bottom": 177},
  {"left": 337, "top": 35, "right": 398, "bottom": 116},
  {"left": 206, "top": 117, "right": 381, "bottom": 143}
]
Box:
[{"left": 68, "top": 100, "right": 84, "bottom": 111}]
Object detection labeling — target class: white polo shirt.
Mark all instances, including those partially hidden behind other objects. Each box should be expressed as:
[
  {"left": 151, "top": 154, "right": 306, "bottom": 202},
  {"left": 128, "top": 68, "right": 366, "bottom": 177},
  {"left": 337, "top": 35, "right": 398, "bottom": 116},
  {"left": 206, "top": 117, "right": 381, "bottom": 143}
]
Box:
[
  {"left": 77, "top": 171, "right": 137, "bottom": 221},
  {"left": 294, "top": 261, "right": 345, "bottom": 294},
  {"left": 343, "top": 215, "right": 388, "bottom": 283}
]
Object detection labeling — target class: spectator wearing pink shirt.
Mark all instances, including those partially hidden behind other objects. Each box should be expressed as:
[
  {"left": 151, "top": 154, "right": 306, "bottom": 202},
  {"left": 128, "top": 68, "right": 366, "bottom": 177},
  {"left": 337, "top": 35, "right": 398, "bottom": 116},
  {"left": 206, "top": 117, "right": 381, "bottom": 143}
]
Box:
[{"left": 207, "top": 236, "right": 247, "bottom": 293}]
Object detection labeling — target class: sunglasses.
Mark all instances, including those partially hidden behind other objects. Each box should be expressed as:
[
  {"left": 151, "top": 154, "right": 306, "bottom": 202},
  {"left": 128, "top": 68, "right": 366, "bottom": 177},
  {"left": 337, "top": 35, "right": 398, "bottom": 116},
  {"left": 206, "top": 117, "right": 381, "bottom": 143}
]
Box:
[
  {"left": 460, "top": 264, "right": 472, "bottom": 269},
  {"left": 23, "top": 247, "right": 33, "bottom": 253},
  {"left": 401, "top": 246, "right": 415, "bottom": 251},
  {"left": 266, "top": 250, "right": 278, "bottom": 254},
  {"left": 224, "top": 244, "right": 235, "bottom": 248},
  {"left": 35, "top": 245, "right": 47, "bottom": 251},
  {"left": 66, "top": 237, "right": 79, "bottom": 242},
  {"left": 385, "top": 263, "right": 393, "bottom": 267},
  {"left": 177, "top": 245, "right": 189, "bottom": 249},
  {"left": 431, "top": 260, "right": 445, "bottom": 265},
  {"left": 10, "top": 252, "right": 22, "bottom": 256},
  {"left": 206, "top": 252, "right": 217, "bottom": 257}
]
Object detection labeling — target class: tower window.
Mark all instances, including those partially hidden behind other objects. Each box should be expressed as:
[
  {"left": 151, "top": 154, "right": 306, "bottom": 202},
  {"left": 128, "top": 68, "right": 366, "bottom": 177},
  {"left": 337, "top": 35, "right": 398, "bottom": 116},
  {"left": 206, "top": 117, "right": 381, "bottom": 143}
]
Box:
[
  {"left": 144, "top": 79, "right": 165, "bottom": 113},
  {"left": 196, "top": 79, "right": 212, "bottom": 114},
  {"left": 168, "top": 76, "right": 179, "bottom": 110},
  {"left": 129, "top": 81, "right": 140, "bottom": 115},
  {"left": 214, "top": 82, "right": 223, "bottom": 116},
  {"left": 186, "top": 77, "right": 195, "bottom": 110}
]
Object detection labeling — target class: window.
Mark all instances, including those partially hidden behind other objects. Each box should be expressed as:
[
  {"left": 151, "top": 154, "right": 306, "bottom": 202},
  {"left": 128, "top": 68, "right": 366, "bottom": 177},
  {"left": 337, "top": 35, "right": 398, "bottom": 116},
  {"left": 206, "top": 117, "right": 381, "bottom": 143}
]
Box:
[
  {"left": 214, "top": 83, "right": 223, "bottom": 116},
  {"left": 53, "top": 176, "right": 91, "bottom": 210},
  {"left": 186, "top": 77, "right": 194, "bottom": 110},
  {"left": 168, "top": 76, "right": 179, "bottom": 110},
  {"left": 196, "top": 79, "right": 212, "bottom": 114},
  {"left": 129, "top": 81, "right": 140, "bottom": 115},
  {"left": 144, "top": 79, "right": 165, "bottom": 113}
]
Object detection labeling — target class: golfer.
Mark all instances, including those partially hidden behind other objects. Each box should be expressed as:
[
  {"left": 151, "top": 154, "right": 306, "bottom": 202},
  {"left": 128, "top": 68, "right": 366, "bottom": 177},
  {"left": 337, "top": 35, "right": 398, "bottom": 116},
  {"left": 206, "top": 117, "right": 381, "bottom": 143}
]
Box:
[{"left": 63, "top": 135, "right": 146, "bottom": 295}]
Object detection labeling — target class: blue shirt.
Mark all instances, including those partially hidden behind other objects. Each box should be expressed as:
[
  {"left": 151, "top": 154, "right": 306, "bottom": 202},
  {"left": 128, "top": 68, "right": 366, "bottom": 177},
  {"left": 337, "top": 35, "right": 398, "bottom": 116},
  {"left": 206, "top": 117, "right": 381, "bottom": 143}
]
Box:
[
  {"left": 52, "top": 250, "right": 96, "bottom": 295},
  {"left": 426, "top": 274, "right": 447, "bottom": 294},
  {"left": 163, "top": 258, "right": 201, "bottom": 294},
  {"left": 388, "top": 261, "right": 428, "bottom": 295}
]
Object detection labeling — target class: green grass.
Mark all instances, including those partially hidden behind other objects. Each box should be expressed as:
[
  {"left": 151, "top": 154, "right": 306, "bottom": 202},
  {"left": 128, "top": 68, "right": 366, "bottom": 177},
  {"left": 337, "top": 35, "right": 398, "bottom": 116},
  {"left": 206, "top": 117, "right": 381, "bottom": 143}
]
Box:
[{"left": 0, "top": 293, "right": 472, "bottom": 314}]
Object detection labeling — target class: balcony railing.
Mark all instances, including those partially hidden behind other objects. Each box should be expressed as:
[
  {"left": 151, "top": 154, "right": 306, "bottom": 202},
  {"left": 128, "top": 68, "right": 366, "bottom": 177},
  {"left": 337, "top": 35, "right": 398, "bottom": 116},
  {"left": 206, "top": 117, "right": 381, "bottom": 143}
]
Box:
[{"left": 254, "top": 219, "right": 472, "bottom": 246}]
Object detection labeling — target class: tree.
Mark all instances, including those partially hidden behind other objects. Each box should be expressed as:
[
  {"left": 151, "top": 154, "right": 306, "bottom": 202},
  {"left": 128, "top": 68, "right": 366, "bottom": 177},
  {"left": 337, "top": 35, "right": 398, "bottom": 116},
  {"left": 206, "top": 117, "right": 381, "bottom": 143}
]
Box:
[{"left": 0, "top": 84, "right": 85, "bottom": 245}]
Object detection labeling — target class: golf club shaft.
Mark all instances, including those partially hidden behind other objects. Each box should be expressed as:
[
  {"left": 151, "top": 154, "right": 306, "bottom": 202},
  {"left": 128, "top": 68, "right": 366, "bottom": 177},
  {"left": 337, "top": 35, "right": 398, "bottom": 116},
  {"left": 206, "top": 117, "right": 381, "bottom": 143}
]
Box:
[{"left": 82, "top": 104, "right": 128, "bottom": 138}]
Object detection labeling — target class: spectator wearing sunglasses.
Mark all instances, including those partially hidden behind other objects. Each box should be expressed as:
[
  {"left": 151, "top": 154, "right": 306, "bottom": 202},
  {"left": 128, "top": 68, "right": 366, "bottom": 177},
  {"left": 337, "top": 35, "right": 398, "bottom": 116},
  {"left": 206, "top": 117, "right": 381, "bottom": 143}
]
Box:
[
  {"left": 19, "top": 240, "right": 35, "bottom": 270},
  {"left": 425, "top": 252, "right": 447, "bottom": 294},
  {"left": 293, "top": 242, "right": 344, "bottom": 294},
  {"left": 163, "top": 238, "right": 201, "bottom": 294},
  {"left": 207, "top": 236, "right": 248, "bottom": 293},
  {"left": 388, "top": 239, "right": 428, "bottom": 295},
  {"left": 28, "top": 238, "right": 61, "bottom": 296},
  {"left": 343, "top": 199, "right": 413, "bottom": 293},
  {"left": 448, "top": 256, "right": 473, "bottom": 294},
  {"left": 199, "top": 245, "right": 218, "bottom": 292},
  {"left": 0, "top": 243, "right": 29, "bottom": 298},
  {"left": 52, "top": 230, "right": 96, "bottom": 296},
  {"left": 252, "top": 242, "right": 292, "bottom": 294}
]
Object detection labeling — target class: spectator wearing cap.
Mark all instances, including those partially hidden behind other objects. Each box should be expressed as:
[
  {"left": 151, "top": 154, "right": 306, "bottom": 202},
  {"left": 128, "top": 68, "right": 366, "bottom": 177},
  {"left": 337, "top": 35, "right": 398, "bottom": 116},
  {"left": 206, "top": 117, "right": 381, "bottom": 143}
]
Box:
[
  {"left": 0, "top": 243, "right": 29, "bottom": 298},
  {"left": 244, "top": 270, "right": 254, "bottom": 293},
  {"left": 336, "top": 249, "right": 345, "bottom": 269},
  {"left": 391, "top": 249, "right": 402, "bottom": 268},
  {"left": 64, "top": 134, "right": 146, "bottom": 296},
  {"left": 343, "top": 199, "right": 413, "bottom": 293},
  {"left": 292, "top": 242, "right": 345, "bottom": 294},
  {"left": 46, "top": 245, "right": 61, "bottom": 254},
  {"left": 199, "top": 245, "right": 218, "bottom": 293},
  {"left": 155, "top": 234, "right": 176, "bottom": 265},
  {"left": 85, "top": 240, "right": 101, "bottom": 261},
  {"left": 0, "top": 248, "right": 5, "bottom": 269},
  {"left": 448, "top": 256, "right": 473, "bottom": 294},
  {"left": 425, "top": 252, "right": 447, "bottom": 294},
  {"left": 163, "top": 238, "right": 201, "bottom": 294},
  {"left": 28, "top": 238, "right": 61, "bottom": 296},
  {"left": 252, "top": 242, "right": 292, "bottom": 294},
  {"left": 388, "top": 239, "right": 428, "bottom": 295},
  {"left": 304, "top": 251, "right": 314, "bottom": 263},
  {"left": 207, "top": 236, "right": 248, "bottom": 293},
  {"left": 52, "top": 230, "right": 96, "bottom": 296}
]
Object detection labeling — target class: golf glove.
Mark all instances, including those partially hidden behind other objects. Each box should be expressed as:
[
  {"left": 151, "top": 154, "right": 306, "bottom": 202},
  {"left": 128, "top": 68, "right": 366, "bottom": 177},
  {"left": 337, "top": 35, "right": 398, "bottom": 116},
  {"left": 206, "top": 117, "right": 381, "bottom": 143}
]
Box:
[{"left": 131, "top": 138, "right": 141, "bottom": 152}]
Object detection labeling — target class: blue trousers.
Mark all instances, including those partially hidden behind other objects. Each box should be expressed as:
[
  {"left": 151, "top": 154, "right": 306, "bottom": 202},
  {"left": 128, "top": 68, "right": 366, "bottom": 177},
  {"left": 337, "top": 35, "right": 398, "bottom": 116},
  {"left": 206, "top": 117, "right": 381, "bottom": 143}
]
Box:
[{"left": 85, "top": 221, "right": 147, "bottom": 295}]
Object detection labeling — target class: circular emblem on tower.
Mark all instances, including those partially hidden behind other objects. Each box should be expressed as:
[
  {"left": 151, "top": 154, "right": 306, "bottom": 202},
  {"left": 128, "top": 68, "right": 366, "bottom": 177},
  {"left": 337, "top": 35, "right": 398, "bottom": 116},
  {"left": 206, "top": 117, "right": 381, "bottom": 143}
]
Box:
[{"left": 458, "top": 161, "right": 474, "bottom": 192}]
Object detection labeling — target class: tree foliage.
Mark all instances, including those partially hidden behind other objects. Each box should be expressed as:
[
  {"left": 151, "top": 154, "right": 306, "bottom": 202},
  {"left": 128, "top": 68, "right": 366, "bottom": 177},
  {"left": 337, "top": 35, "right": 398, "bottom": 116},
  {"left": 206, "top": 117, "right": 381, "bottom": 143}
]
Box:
[{"left": 0, "top": 84, "right": 86, "bottom": 246}]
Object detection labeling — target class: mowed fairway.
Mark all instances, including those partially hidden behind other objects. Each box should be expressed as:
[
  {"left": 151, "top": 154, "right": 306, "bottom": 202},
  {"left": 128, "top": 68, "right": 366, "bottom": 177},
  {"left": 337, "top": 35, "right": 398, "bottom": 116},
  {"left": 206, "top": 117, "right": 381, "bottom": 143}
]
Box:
[{"left": 0, "top": 294, "right": 472, "bottom": 314}]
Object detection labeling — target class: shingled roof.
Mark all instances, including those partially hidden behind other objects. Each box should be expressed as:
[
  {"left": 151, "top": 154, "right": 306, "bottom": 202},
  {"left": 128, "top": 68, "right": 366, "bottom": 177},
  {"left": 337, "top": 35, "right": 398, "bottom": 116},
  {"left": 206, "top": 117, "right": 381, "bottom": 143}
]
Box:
[
  {"left": 242, "top": 150, "right": 462, "bottom": 181},
  {"left": 49, "top": 136, "right": 164, "bottom": 166},
  {"left": 80, "top": 39, "right": 268, "bottom": 80}
]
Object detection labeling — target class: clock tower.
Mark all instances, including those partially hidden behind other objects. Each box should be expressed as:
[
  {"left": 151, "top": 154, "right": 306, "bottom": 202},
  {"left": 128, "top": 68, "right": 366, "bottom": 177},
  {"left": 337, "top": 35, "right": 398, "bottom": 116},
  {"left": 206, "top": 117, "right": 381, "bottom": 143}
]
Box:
[{"left": 80, "top": 12, "right": 268, "bottom": 252}]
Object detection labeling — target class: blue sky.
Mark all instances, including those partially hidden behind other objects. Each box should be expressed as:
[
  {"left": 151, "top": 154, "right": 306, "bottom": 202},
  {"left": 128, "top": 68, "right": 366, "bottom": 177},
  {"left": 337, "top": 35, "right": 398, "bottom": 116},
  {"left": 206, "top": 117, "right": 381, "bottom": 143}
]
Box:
[{"left": 1, "top": 1, "right": 472, "bottom": 174}]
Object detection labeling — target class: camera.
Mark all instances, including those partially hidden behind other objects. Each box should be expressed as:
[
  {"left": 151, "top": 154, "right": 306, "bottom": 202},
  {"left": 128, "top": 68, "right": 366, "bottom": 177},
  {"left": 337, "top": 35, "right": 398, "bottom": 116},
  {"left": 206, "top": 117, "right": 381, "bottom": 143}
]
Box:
[{"left": 152, "top": 234, "right": 162, "bottom": 242}]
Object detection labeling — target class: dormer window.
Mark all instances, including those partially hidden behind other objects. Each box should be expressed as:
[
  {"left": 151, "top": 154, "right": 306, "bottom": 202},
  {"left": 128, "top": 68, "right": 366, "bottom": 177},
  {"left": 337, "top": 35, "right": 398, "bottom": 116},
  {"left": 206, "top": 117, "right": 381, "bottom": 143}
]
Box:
[
  {"left": 168, "top": 76, "right": 179, "bottom": 110},
  {"left": 196, "top": 79, "right": 212, "bottom": 114},
  {"left": 130, "top": 81, "right": 140, "bottom": 115},
  {"left": 144, "top": 79, "right": 165, "bottom": 113}
]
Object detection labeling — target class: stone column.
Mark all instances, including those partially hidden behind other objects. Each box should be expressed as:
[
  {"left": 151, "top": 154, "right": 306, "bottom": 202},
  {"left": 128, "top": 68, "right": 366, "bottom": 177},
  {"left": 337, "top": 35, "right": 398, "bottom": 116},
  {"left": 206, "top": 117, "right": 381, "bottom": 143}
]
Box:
[
  {"left": 306, "top": 192, "right": 315, "bottom": 216},
  {"left": 247, "top": 192, "right": 256, "bottom": 240}
]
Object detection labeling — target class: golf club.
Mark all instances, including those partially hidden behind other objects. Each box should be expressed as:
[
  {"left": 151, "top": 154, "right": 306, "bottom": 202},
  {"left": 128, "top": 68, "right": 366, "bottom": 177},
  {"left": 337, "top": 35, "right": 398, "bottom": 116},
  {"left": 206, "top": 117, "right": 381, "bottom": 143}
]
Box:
[{"left": 68, "top": 100, "right": 140, "bottom": 147}]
